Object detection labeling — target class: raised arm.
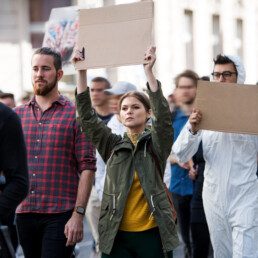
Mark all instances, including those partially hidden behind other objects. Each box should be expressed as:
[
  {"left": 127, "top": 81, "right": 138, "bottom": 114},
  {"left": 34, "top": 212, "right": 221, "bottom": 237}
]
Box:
[
  {"left": 72, "top": 48, "right": 121, "bottom": 162},
  {"left": 144, "top": 46, "right": 158, "bottom": 92},
  {"left": 71, "top": 48, "right": 87, "bottom": 94},
  {"left": 144, "top": 46, "right": 173, "bottom": 173}
]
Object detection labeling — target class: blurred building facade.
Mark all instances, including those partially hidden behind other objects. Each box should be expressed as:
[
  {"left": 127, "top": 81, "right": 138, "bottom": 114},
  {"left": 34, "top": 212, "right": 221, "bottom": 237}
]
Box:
[{"left": 0, "top": 0, "right": 257, "bottom": 101}]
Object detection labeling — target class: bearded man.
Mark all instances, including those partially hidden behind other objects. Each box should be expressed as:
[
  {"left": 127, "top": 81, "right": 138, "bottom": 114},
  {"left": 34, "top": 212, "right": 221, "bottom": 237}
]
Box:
[{"left": 14, "top": 47, "right": 96, "bottom": 258}]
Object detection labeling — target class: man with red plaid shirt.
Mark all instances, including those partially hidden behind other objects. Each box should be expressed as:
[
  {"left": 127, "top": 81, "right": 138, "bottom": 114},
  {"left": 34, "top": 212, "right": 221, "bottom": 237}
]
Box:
[{"left": 15, "top": 47, "right": 96, "bottom": 258}]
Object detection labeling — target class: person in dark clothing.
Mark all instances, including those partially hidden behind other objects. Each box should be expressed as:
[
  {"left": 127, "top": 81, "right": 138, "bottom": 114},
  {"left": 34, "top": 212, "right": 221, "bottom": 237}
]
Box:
[
  {"left": 0, "top": 102, "right": 29, "bottom": 217},
  {"left": 0, "top": 103, "right": 29, "bottom": 255},
  {"left": 190, "top": 142, "right": 212, "bottom": 258}
]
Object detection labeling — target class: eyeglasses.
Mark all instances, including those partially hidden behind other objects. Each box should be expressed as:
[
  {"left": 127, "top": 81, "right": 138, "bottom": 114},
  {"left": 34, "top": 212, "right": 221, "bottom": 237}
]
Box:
[{"left": 211, "top": 71, "right": 237, "bottom": 80}]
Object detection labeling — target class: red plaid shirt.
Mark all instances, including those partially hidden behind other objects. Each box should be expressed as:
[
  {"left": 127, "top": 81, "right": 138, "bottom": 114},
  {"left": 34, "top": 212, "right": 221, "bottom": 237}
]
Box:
[{"left": 15, "top": 95, "right": 96, "bottom": 213}]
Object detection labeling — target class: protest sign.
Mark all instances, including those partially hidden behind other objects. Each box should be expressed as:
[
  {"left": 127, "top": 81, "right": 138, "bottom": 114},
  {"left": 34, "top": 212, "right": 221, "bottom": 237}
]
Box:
[
  {"left": 75, "top": 1, "right": 153, "bottom": 70},
  {"left": 195, "top": 81, "right": 258, "bottom": 134}
]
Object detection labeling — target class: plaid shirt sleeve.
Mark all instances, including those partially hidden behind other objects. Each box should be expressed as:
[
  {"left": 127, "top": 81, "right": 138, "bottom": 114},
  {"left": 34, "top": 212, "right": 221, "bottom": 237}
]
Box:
[{"left": 74, "top": 119, "right": 96, "bottom": 173}]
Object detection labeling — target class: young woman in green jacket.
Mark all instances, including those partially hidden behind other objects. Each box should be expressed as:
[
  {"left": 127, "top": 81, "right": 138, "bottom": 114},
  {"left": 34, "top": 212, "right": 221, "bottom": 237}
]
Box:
[{"left": 72, "top": 46, "right": 179, "bottom": 258}]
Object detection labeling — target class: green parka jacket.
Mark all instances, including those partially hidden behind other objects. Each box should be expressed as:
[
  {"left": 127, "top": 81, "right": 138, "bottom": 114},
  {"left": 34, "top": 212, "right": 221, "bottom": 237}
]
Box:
[{"left": 75, "top": 82, "right": 179, "bottom": 254}]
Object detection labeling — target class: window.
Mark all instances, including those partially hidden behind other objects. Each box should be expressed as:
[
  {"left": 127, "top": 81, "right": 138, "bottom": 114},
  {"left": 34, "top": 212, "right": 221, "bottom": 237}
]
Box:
[
  {"left": 212, "top": 15, "right": 222, "bottom": 56},
  {"left": 29, "top": 0, "right": 72, "bottom": 48},
  {"left": 184, "top": 10, "right": 194, "bottom": 69},
  {"left": 236, "top": 19, "right": 243, "bottom": 58}
]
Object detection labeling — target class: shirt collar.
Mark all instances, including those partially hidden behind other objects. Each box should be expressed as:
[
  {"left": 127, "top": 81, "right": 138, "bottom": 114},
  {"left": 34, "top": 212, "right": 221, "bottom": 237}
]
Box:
[
  {"left": 26, "top": 94, "right": 67, "bottom": 107},
  {"left": 177, "top": 108, "right": 189, "bottom": 118}
]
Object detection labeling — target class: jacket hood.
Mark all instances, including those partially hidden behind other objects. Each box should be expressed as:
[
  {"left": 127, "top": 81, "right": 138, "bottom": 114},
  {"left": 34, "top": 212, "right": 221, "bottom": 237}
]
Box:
[{"left": 210, "top": 54, "right": 246, "bottom": 84}]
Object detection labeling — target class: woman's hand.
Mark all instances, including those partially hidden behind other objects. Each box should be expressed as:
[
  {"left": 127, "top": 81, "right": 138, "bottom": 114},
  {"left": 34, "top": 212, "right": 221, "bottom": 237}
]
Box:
[
  {"left": 71, "top": 48, "right": 84, "bottom": 66},
  {"left": 144, "top": 46, "right": 156, "bottom": 72},
  {"left": 143, "top": 46, "right": 158, "bottom": 92},
  {"left": 189, "top": 109, "right": 202, "bottom": 134},
  {"left": 72, "top": 47, "right": 87, "bottom": 94}
]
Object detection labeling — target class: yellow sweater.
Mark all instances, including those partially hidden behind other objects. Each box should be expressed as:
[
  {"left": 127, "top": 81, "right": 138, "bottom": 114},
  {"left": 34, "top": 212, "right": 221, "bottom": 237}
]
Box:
[{"left": 119, "top": 133, "right": 157, "bottom": 231}]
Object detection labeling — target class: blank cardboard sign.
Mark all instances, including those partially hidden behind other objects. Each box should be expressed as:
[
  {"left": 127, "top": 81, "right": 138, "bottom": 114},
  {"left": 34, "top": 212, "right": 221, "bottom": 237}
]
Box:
[
  {"left": 74, "top": 1, "right": 153, "bottom": 70},
  {"left": 195, "top": 81, "right": 258, "bottom": 134}
]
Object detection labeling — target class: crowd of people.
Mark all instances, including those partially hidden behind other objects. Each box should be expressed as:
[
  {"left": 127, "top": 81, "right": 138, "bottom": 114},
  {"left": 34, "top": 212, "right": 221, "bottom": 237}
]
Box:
[{"left": 0, "top": 44, "right": 257, "bottom": 258}]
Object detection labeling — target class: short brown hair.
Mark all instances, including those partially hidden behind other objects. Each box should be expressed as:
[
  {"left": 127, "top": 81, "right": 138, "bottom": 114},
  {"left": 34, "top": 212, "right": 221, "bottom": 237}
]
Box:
[
  {"left": 0, "top": 93, "right": 14, "bottom": 100},
  {"left": 118, "top": 91, "right": 150, "bottom": 112},
  {"left": 91, "top": 77, "right": 111, "bottom": 89},
  {"left": 33, "top": 47, "right": 62, "bottom": 72},
  {"left": 174, "top": 70, "right": 199, "bottom": 88}
]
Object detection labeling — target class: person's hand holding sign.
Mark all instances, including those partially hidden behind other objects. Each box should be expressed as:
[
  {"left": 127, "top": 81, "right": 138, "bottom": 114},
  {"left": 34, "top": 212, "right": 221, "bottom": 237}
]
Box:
[
  {"left": 72, "top": 47, "right": 87, "bottom": 94},
  {"left": 189, "top": 108, "right": 202, "bottom": 134}
]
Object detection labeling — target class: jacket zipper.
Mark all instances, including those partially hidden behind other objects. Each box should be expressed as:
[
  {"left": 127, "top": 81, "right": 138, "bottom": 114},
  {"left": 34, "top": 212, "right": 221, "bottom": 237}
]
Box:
[
  {"left": 149, "top": 194, "right": 155, "bottom": 220},
  {"left": 110, "top": 194, "right": 116, "bottom": 221},
  {"left": 144, "top": 141, "right": 147, "bottom": 157}
]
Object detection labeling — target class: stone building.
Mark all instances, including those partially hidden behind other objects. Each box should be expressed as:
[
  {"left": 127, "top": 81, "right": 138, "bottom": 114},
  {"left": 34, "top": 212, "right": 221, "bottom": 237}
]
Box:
[{"left": 0, "top": 0, "right": 257, "bottom": 101}]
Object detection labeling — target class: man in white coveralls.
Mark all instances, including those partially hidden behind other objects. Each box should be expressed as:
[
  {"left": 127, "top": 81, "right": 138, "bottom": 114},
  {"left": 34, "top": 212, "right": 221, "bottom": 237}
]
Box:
[{"left": 172, "top": 54, "right": 258, "bottom": 258}]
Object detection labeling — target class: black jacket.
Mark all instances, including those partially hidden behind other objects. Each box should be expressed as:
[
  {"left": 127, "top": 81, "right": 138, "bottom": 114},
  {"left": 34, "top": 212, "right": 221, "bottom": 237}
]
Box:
[{"left": 0, "top": 103, "right": 29, "bottom": 218}]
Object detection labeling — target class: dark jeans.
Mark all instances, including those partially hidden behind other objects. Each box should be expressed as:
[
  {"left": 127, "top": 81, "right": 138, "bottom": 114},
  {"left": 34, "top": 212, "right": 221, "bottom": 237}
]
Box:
[
  {"left": 16, "top": 210, "right": 75, "bottom": 258},
  {"left": 171, "top": 193, "right": 192, "bottom": 257},
  {"left": 102, "top": 227, "right": 173, "bottom": 258},
  {"left": 191, "top": 223, "right": 210, "bottom": 258}
]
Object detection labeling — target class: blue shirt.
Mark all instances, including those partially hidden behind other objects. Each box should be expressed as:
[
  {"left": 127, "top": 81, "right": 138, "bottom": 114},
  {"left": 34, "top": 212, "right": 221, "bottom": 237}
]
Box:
[{"left": 169, "top": 108, "right": 193, "bottom": 196}]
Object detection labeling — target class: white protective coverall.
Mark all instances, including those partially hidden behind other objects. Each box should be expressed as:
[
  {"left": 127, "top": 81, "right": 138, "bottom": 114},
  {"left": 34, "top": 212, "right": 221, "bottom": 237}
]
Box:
[{"left": 172, "top": 55, "right": 258, "bottom": 258}]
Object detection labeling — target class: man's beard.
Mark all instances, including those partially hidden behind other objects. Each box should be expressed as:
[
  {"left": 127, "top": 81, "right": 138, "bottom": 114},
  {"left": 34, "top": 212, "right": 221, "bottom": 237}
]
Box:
[
  {"left": 184, "top": 99, "right": 195, "bottom": 105},
  {"left": 33, "top": 75, "right": 58, "bottom": 96},
  {"left": 183, "top": 96, "right": 195, "bottom": 105}
]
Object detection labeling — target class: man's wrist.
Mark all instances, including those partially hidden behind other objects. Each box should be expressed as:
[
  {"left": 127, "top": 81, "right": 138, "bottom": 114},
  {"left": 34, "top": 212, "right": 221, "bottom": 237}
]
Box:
[{"left": 189, "top": 128, "right": 197, "bottom": 135}]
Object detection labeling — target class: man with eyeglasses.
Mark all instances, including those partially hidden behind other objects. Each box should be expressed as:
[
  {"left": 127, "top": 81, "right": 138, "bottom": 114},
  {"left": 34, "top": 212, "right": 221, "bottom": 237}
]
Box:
[{"left": 172, "top": 54, "right": 258, "bottom": 258}]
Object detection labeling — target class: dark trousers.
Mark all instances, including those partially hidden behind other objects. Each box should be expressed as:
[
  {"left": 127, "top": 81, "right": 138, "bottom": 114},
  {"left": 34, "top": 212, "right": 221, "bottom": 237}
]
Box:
[
  {"left": 1, "top": 211, "right": 18, "bottom": 251},
  {"left": 171, "top": 193, "right": 192, "bottom": 257},
  {"left": 102, "top": 227, "right": 173, "bottom": 258},
  {"left": 191, "top": 223, "right": 210, "bottom": 258},
  {"left": 16, "top": 210, "right": 75, "bottom": 258}
]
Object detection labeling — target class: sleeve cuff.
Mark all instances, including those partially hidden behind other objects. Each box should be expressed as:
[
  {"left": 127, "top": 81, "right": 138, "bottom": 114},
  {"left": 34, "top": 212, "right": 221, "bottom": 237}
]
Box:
[
  {"left": 146, "top": 80, "right": 161, "bottom": 92},
  {"left": 186, "top": 123, "right": 200, "bottom": 136},
  {"left": 75, "top": 87, "right": 90, "bottom": 98}
]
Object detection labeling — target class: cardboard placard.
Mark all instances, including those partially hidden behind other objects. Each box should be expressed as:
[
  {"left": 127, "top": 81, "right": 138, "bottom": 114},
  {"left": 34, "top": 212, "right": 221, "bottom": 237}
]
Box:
[
  {"left": 75, "top": 1, "right": 153, "bottom": 70},
  {"left": 195, "top": 81, "right": 258, "bottom": 134}
]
